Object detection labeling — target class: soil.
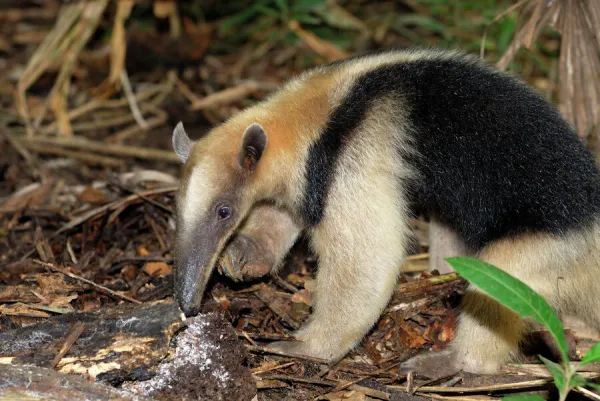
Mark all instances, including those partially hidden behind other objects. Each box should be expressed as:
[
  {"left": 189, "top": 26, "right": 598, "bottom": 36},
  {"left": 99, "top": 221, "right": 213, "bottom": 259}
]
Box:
[{"left": 124, "top": 313, "right": 256, "bottom": 401}]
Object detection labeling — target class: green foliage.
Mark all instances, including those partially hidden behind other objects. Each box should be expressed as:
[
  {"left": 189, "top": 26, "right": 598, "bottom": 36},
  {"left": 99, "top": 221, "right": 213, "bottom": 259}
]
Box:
[
  {"left": 580, "top": 342, "right": 600, "bottom": 368},
  {"left": 292, "top": 0, "right": 326, "bottom": 13},
  {"left": 568, "top": 373, "right": 587, "bottom": 389},
  {"left": 446, "top": 257, "right": 600, "bottom": 401},
  {"left": 218, "top": 0, "right": 329, "bottom": 42},
  {"left": 502, "top": 396, "right": 545, "bottom": 401},
  {"left": 540, "top": 355, "right": 566, "bottom": 390},
  {"left": 585, "top": 382, "right": 600, "bottom": 391}
]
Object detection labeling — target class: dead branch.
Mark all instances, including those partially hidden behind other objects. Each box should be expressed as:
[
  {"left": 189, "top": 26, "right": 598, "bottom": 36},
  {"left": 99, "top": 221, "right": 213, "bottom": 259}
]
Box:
[
  {"left": 15, "top": 135, "right": 180, "bottom": 163},
  {"left": 33, "top": 260, "right": 142, "bottom": 304},
  {"left": 190, "top": 80, "right": 278, "bottom": 110},
  {"left": 0, "top": 364, "right": 146, "bottom": 401},
  {"left": 21, "top": 141, "right": 126, "bottom": 167},
  {"left": 50, "top": 322, "right": 86, "bottom": 368}
]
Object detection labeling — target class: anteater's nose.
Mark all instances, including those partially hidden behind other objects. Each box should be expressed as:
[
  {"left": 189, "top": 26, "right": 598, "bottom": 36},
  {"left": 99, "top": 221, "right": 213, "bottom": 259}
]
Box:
[
  {"left": 175, "top": 274, "right": 203, "bottom": 317},
  {"left": 180, "top": 302, "right": 201, "bottom": 318}
]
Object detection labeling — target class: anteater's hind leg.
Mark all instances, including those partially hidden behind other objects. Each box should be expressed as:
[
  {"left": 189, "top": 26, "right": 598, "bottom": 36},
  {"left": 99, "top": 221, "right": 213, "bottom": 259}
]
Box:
[
  {"left": 428, "top": 218, "right": 471, "bottom": 274},
  {"left": 403, "top": 227, "right": 600, "bottom": 375},
  {"left": 219, "top": 204, "right": 301, "bottom": 281}
]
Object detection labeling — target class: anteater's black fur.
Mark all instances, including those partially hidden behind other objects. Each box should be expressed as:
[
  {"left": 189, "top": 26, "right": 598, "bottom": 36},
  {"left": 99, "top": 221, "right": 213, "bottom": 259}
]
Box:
[{"left": 303, "top": 49, "right": 600, "bottom": 250}]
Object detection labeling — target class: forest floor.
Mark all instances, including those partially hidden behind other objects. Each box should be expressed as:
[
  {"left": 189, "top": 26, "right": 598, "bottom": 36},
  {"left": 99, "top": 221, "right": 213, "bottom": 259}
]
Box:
[{"left": 1, "top": 1, "right": 598, "bottom": 400}]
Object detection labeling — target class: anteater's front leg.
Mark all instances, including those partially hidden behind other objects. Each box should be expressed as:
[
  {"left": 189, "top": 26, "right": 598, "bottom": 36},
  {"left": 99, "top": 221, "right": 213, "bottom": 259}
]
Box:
[
  {"left": 219, "top": 204, "right": 301, "bottom": 281},
  {"left": 269, "top": 174, "right": 411, "bottom": 361}
]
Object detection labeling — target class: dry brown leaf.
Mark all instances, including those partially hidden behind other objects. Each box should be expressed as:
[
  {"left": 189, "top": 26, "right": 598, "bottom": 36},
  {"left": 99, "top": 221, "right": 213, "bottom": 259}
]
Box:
[
  {"left": 182, "top": 18, "right": 213, "bottom": 60},
  {"left": 288, "top": 20, "right": 348, "bottom": 62},
  {"left": 36, "top": 274, "right": 85, "bottom": 294},
  {"left": 396, "top": 319, "right": 426, "bottom": 349},
  {"left": 255, "top": 285, "right": 300, "bottom": 330},
  {"left": 290, "top": 289, "right": 312, "bottom": 306},
  {"left": 143, "top": 261, "right": 172, "bottom": 277},
  {"left": 78, "top": 186, "right": 109, "bottom": 204},
  {"left": 34, "top": 226, "right": 54, "bottom": 263},
  {"left": 2, "top": 181, "right": 53, "bottom": 209},
  {"left": 136, "top": 246, "right": 150, "bottom": 257},
  {"left": 250, "top": 360, "right": 281, "bottom": 373},
  {"left": 153, "top": 0, "right": 176, "bottom": 18},
  {"left": 48, "top": 293, "right": 78, "bottom": 309},
  {"left": 122, "top": 265, "right": 138, "bottom": 282},
  {"left": 0, "top": 303, "right": 50, "bottom": 318},
  {"left": 81, "top": 294, "right": 101, "bottom": 312},
  {"left": 426, "top": 314, "right": 457, "bottom": 350},
  {"left": 0, "top": 286, "right": 41, "bottom": 303}
]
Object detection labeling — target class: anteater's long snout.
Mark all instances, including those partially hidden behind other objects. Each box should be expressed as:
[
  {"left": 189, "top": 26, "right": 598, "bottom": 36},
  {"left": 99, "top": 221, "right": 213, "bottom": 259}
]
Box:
[
  {"left": 174, "top": 244, "right": 215, "bottom": 317},
  {"left": 175, "top": 264, "right": 204, "bottom": 317}
]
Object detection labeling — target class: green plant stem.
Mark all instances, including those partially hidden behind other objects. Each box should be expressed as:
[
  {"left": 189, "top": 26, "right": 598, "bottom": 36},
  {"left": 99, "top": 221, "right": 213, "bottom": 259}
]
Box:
[{"left": 559, "top": 364, "right": 575, "bottom": 401}]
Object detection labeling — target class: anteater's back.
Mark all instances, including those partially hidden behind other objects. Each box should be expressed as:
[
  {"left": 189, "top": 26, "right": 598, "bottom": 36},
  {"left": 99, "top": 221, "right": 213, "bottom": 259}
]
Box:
[{"left": 320, "top": 48, "right": 600, "bottom": 251}]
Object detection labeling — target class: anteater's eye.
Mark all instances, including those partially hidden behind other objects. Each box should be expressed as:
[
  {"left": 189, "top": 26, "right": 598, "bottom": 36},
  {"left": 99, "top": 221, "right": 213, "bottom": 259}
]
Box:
[{"left": 218, "top": 205, "right": 232, "bottom": 220}]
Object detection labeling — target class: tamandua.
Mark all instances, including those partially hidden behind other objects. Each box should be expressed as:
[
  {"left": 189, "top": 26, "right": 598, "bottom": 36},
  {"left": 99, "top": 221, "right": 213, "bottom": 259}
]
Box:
[{"left": 172, "top": 47, "right": 600, "bottom": 374}]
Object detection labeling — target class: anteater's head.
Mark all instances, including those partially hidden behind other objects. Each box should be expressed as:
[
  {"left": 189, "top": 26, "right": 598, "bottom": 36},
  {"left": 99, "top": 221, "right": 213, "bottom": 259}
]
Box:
[{"left": 171, "top": 122, "right": 268, "bottom": 317}]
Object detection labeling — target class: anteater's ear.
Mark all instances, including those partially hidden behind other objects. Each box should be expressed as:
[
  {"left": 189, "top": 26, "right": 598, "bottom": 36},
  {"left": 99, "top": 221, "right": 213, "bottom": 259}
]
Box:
[
  {"left": 172, "top": 122, "right": 194, "bottom": 164},
  {"left": 238, "top": 123, "right": 267, "bottom": 173}
]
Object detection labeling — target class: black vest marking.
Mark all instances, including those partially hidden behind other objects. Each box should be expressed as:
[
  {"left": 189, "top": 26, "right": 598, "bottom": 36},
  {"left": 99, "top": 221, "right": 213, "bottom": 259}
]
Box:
[
  {"left": 301, "top": 73, "right": 382, "bottom": 225},
  {"left": 302, "top": 51, "right": 600, "bottom": 250}
]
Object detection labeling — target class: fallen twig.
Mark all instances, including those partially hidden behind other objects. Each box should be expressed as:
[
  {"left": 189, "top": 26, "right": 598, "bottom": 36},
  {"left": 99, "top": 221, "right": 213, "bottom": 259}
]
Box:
[
  {"left": 417, "top": 394, "right": 496, "bottom": 401},
  {"left": 120, "top": 69, "right": 148, "bottom": 129},
  {"left": 262, "top": 375, "right": 391, "bottom": 400},
  {"left": 575, "top": 386, "right": 600, "bottom": 401},
  {"left": 288, "top": 20, "right": 348, "bottom": 62},
  {"left": 39, "top": 83, "right": 166, "bottom": 135},
  {"left": 33, "top": 260, "right": 142, "bottom": 304},
  {"left": 251, "top": 361, "right": 295, "bottom": 375},
  {"left": 391, "top": 378, "right": 553, "bottom": 393},
  {"left": 108, "top": 178, "right": 175, "bottom": 214},
  {"left": 245, "top": 344, "right": 328, "bottom": 364},
  {"left": 105, "top": 105, "right": 167, "bottom": 142},
  {"left": 21, "top": 141, "right": 125, "bottom": 167},
  {"left": 190, "top": 80, "right": 278, "bottom": 110},
  {"left": 51, "top": 322, "right": 86, "bottom": 368},
  {"left": 15, "top": 135, "right": 180, "bottom": 163}
]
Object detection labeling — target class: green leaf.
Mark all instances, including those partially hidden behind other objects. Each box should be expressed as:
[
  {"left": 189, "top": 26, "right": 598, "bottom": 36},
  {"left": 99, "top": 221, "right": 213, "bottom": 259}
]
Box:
[
  {"left": 540, "top": 355, "right": 566, "bottom": 391},
  {"left": 293, "top": 13, "right": 321, "bottom": 25},
  {"left": 219, "top": 6, "right": 261, "bottom": 33},
  {"left": 584, "top": 382, "right": 600, "bottom": 391},
  {"left": 497, "top": 17, "right": 517, "bottom": 54},
  {"left": 446, "top": 257, "right": 569, "bottom": 363},
  {"left": 291, "top": 0, "right": 326, "bottom": 13},
  {"left": 579, "top": 342, "right": 600, "bottom": 368},
  {"left": 274, "top": 0, "right": 289, "bottom": 12},
  {"left": 394, "top": 15, "right": 445, "bottom": 33},
  {"left": 254, "top": 5, "right": 280, "bottom": 18},
  {"left": 569, "top": 373, "right": 587, "bottom": 388},
  {"left": 502, "top": 395, "right": 546, "bottom": 401}
]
